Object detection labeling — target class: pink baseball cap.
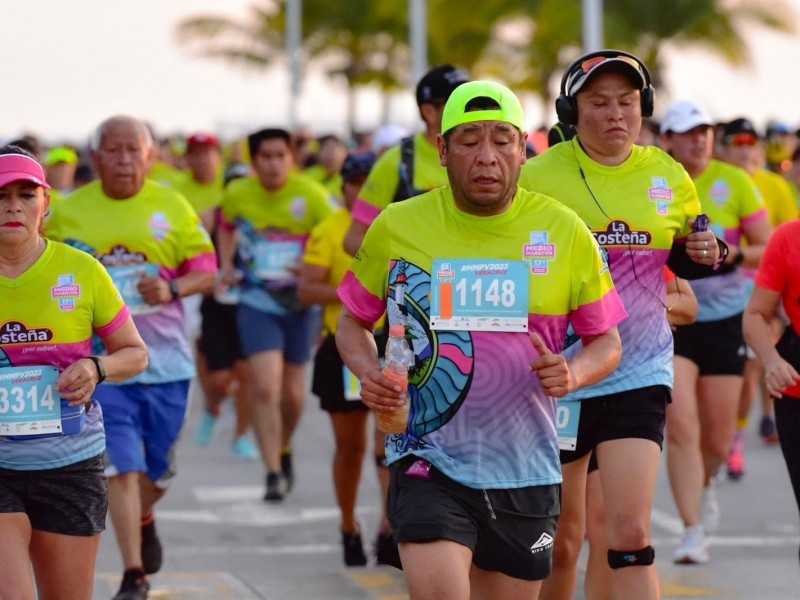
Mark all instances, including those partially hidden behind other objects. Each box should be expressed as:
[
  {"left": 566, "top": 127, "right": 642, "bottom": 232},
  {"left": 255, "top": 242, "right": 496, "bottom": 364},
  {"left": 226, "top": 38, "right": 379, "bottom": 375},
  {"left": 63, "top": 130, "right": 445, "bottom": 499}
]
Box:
[{"left": 0, "top": 153, "right": 50, "bottom": 189}]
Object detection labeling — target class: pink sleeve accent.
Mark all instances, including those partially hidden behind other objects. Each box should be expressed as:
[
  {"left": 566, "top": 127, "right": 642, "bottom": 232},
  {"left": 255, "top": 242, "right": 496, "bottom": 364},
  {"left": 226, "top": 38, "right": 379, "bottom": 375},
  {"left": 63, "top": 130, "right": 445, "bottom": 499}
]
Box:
[
  {"left": 179, "top": 252, "right": 219, "bottom": 276},
  {"left": 741, "top": 208, "right": 768, "bottom": 228},
  {"left": 570, "top": 288, "right": 628, "bottom": 337},
  {"left": 337, "top": 271, "right": 386, "bottom": 323},
  {"left": 95, "top": 306, "right": 131, "bottom": 338},
  {"left": 351, "top": 199, "right": 382, "bottom": 227}
]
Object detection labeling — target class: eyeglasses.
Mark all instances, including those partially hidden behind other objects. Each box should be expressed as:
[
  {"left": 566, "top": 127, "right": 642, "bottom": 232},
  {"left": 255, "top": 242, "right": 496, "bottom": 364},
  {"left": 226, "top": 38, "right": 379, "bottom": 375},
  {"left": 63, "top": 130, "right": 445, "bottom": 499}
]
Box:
[{"left": 727, "top": 133, "right": 758, "bottom": 147}]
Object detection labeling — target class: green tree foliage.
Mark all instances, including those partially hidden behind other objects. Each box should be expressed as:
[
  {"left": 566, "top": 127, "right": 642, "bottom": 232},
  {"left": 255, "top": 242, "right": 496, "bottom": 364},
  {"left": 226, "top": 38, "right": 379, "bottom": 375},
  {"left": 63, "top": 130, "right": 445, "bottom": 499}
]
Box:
[
  {"left": 175, "top": 0, "right": 408, "bottom": 133},
  {"left": 604, "top": 0, "right": 795, "bottom": 87},
  {"left": 175, "top": 0, "right": 794, "bottom": 131}
]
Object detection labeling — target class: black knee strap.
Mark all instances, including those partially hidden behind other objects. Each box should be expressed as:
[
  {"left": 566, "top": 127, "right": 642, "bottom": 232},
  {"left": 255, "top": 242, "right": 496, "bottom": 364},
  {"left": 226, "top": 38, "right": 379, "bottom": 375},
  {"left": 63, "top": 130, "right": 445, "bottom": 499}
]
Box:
[{"left": 607, "top": 546, "right": 655, "bottom": 569}]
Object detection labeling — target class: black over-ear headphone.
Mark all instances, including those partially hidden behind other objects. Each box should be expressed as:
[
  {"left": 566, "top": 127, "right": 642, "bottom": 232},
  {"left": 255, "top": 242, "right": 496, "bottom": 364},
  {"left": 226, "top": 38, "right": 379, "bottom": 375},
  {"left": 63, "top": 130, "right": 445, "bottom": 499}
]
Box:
[{"left": 555, "top": 49, "right": 655, "bottom": 126}]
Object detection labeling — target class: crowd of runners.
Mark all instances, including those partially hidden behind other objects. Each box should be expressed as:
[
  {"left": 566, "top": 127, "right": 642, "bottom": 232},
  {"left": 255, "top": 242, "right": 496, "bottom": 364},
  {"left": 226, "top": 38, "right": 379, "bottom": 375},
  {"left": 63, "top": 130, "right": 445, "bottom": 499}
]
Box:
[{"left": 2, "top": 48, "right": 800, "bottom": 600}]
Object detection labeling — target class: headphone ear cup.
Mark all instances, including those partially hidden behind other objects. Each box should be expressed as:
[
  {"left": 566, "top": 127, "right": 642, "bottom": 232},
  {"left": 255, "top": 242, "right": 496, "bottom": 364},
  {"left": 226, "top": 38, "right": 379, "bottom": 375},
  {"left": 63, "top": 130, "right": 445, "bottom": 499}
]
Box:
[
  {"left": 555, "top": 95, "right": 578, "bottom": 126},
  {"left": 641, "top": 86, "right": 655, "bottom": 118}
]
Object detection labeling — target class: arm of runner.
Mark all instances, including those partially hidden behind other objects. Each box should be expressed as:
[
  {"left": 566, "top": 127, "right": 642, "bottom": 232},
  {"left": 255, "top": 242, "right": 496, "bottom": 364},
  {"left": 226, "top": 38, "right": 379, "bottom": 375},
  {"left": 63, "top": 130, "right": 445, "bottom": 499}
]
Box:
[
  {"left": 57, "top": 319, "right": 148, "bottom": 406},
  {"left": 343, "top": 219, "right": 368, "bottom": 257},
  {"left": 336, "top": 306, "right": 406, "bottom": 411},
  {"left": 297, "top": 263, "right": 338, "bottom": 307},
  {"left": 137, "top": 271, "right": 215, "bottom": 304},
  {"left": 722, "top": 217, "right": 772, "bottom": 269},
  {"left": 216, "top": 222, "right": 239, "bottom": 286},
  {"left": 529, "top": 328, "right": 621, "bottom": 398},
  {"left": 665, "top": 276, "right": 698, "bottom": 327},
  {"left": 743, "top": 285, "right": 800, "bottom": 398}
]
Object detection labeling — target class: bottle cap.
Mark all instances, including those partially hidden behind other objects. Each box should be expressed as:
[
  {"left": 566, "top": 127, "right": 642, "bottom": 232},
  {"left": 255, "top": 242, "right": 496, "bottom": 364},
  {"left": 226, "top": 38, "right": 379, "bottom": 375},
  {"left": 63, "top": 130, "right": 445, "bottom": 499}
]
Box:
[{"left": 389, "top": 324, "right": 406, "bottom": 338}]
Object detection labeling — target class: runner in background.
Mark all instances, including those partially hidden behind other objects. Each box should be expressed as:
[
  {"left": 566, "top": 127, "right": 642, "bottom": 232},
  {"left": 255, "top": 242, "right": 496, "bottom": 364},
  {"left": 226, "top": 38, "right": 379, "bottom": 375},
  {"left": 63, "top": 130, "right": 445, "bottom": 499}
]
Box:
[
  {"left": 660, "top": 100, "right": 771, "bottom": 564},
  {"left": 194, "top": 162, "right": 259, "bottom": 461},
  {"left": 174, "top": 133, "right": 223, "bottom": 232},
  {"left": 217, "top": 128, "right": 334, "bottom": 502},
  {"left": 304, "top": 135, "right": 348, "bottom": 201},
  {"left": 146, "top": 127, "right": 183, "bottom": 188},
  {"left": 299, "top": 151, "right": 378, "bottom": 566},
  {"left": 43, "top": 146, "right": 79, "bottom": 208},
  {"left": 743, "top": 218, "right": 800, "bottom": 569},
  {"left": 720, "top": 118, "right": 797, "bottom": 478},
  {"left": 343, "top": 64, "right": 469, "bottom": 256},
  {"left": 173, "top": 133, "right": 225, "bottom": 346},
  {"left": 47, "top": 116, "right": 217, "bottom": 599}
]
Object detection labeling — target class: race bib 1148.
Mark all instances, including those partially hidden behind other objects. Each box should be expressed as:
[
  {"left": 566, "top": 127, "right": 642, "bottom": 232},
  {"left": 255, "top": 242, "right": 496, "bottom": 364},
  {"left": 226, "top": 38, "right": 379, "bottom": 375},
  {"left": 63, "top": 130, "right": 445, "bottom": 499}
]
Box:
[{"left": 430, "top": 259, "right": 530, "bottom": 332}]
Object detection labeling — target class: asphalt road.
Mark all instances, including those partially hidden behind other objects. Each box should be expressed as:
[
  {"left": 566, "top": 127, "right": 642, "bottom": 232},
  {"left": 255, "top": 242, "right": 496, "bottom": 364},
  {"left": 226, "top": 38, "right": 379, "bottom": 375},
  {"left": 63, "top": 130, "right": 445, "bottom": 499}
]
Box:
[{"left": 91, "top": 381, "right": 800, "bottom": 600}]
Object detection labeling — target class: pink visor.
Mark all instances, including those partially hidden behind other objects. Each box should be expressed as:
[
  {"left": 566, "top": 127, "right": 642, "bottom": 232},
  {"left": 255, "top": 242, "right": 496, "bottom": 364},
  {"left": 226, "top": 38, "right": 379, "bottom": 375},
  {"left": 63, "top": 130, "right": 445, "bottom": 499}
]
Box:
[{"left": 0, "top": 154, "right": 50, "bottom": 189}]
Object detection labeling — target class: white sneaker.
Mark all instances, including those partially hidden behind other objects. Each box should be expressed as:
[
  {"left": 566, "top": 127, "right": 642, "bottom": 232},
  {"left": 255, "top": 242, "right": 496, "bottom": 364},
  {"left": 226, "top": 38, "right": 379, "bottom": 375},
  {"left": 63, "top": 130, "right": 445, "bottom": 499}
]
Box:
[
  {"left": 673, "top": 525, "right": 709, "bottom": 565},
  {"left": 702, "top": 481, "right": 721, "bottom": 533}
]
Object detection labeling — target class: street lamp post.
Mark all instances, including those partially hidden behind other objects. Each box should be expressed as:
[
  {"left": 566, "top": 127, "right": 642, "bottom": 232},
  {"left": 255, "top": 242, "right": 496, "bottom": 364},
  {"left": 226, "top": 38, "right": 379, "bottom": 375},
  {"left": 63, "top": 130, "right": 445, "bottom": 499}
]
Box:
[
  {"left": 582, "top": 0, "right": 604, "bottom": 51},
  {"left": 410, "top": 0, "right": 428, "bottom": 87},
  {"left": 287, "top": 0, "right": 302, "bottom": 129}
]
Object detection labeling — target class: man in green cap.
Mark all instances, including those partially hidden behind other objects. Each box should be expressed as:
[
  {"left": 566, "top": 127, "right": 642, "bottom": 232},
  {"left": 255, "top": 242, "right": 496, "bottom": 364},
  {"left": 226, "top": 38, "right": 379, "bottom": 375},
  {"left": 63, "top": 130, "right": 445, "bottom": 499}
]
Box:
[{"left": 335, "top": 80, "right": 626, "bottom": 599}]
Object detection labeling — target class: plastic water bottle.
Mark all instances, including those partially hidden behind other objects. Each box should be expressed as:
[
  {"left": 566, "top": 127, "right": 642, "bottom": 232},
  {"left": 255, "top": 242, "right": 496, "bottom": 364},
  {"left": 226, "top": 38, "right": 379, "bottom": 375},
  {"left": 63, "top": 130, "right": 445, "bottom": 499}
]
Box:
[{"left": 377, "top": 324, "right": 411, "bottom": 434}]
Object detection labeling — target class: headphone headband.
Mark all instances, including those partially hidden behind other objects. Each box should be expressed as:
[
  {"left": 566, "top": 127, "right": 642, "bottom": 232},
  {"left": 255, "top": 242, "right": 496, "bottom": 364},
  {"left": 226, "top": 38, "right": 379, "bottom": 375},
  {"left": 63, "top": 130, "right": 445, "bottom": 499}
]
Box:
[
  {"left": 559, "top": 49, "right": 652, "bottom": 97},
  {"left": 555, "top": 49, "right": 654, "bottom": 125}
]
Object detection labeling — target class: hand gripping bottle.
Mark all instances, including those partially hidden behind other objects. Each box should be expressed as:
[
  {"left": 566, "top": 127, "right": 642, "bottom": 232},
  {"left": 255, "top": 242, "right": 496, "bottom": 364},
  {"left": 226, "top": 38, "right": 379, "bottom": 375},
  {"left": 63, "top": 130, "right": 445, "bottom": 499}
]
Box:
[{"left": 377, "top": 324, "right": 411, "bottom": 434}]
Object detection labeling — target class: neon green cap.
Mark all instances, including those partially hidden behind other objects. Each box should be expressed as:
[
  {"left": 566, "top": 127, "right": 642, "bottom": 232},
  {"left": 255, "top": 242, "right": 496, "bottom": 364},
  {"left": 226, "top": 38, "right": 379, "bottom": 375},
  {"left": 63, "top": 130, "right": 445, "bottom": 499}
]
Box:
[
  {"left": 441, "top": 80, "right": 525, "bottom": 135},
  {"left": 45, "top": 146, "right": 79, "bottom": 166}
]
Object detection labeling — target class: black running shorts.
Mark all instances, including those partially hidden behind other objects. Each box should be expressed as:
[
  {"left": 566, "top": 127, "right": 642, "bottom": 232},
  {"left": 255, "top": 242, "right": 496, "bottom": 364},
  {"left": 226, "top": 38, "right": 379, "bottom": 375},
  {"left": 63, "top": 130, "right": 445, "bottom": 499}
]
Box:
[
  {"left": 673, "top": 313, "right": 747, "bottom": 376},
  {"left": 560, "top": 384, "right": 670, "bottom": 465},
  {"left": 0, "top": 454, "right": 107, "bottom": 536},
  {"left": 388, "top": 455, "right": 560, "bottom": 581}
]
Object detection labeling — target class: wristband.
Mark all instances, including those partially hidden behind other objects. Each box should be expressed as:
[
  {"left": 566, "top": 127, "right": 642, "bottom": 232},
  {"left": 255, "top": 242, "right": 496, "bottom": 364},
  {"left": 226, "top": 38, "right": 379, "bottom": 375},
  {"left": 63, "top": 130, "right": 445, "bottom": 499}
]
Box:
[
  {"left": 732, "top": 249, "right": 745, "bottom": 267},
  {"left": 86, "top": 356, "right": 106, "bottom": 384},
  {"left": 168, "top": 279, "right": 181, "bottom": 301}
]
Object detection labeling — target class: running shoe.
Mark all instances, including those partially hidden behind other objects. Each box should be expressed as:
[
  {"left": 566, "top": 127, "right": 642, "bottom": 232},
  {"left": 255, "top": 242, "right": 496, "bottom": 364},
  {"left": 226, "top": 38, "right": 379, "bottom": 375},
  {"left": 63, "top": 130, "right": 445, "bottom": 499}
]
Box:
[
  {"left": 141, "top": 515, "right": 163, "bottom": 575},
  {"left": 727, "top": 448, "right": 745, "bottom": 480},
  {"left": 760, "top": 415, "right": 780, "bottom": 445},
  {"left": 727, "top": 432, "right": 745, "bottom": 481},
  {"left": 194, "top": 411, "right": 217, "bottom": 447},
  {"left": 264, "top": 472, "right": 288, "bottom": 502},
  {"left": 701, "top": 481, "right": 721, "bottom": 534},
  {"left": 375, "top": 531, "right": 402, "bottom": 568},
  {"left": 281, "top": 451, "right": 294, "bottom": 492},
  {"left": 673, "top": 525, "right": 709, "bottom": 565},
  {"left": 231, "top": 435, "right": 259, "bottom": 461},
  {"left": 342, "top": 530, "right": 368, "bottom": 566},
  {"left": 112, "top": 568, "right": 150, "bottom": 600}
]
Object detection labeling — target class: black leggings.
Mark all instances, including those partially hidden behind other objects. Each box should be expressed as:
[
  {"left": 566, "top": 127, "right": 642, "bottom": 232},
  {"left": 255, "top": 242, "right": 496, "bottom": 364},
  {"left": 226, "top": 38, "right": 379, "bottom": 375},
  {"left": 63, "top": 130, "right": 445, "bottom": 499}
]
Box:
[{"left": 775, "top": 394, "right": 800, "bottom": 565}]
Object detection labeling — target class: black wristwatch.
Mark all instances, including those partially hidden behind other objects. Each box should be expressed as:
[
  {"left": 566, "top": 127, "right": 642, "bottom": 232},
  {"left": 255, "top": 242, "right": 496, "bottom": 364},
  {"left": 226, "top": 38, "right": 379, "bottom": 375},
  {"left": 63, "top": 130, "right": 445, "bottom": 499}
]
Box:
[
  {"left": 732, "top": 249, "right": 745, "bottom": 267},
  {"left": 168, "top": 279, "right": 181, "bottom": 301},
  {"left": 86, "top": 356, "right": 106, "bottom": 384}
]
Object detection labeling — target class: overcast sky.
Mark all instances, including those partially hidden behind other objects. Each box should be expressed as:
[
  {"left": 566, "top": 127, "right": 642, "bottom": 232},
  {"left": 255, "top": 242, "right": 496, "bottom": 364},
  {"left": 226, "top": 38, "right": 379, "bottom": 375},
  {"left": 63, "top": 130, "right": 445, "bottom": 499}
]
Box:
[{"left": 3, "top": 0, "right": 799, "bottom": 144}]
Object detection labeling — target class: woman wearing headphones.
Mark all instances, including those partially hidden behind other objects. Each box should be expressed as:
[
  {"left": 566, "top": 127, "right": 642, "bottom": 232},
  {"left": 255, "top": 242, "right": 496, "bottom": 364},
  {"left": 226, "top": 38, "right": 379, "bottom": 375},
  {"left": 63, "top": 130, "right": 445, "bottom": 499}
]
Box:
[{"left": 518, "top": 50, "right": 721, "bottom": 600}]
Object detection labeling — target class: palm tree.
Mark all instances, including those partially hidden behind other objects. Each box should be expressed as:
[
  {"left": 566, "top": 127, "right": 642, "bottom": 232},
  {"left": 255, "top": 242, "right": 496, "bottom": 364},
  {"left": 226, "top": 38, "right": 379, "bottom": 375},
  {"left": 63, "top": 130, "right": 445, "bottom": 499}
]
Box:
[
  {"left": 175, "top": 0, "right": 408, "bottom": 136},
  {"left": 604, "top": 0, "right": 796, "bottom": 88},
  {"left": 482, "top": 0, "right": 794, "bottom": 123}
]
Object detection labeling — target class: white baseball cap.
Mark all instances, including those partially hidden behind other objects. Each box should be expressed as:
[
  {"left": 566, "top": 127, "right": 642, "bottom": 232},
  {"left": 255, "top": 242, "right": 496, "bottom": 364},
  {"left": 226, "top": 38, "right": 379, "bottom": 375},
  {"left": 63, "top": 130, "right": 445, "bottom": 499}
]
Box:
[{"left": 660, "top": 100, "right": 713, "bottom": 134}]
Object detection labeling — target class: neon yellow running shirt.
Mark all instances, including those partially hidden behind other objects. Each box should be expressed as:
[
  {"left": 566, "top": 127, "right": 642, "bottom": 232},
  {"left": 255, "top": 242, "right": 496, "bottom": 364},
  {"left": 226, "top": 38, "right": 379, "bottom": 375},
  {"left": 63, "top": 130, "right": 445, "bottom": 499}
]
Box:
[
  {"left": 339, "top": 186, "right": 626, "bottom": 489},
  {"left": 0, "top": 241, "right": 128, "bottom": 470},
  {"left": 520, "top": 139, "right": 700, "bottom": 396}
]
